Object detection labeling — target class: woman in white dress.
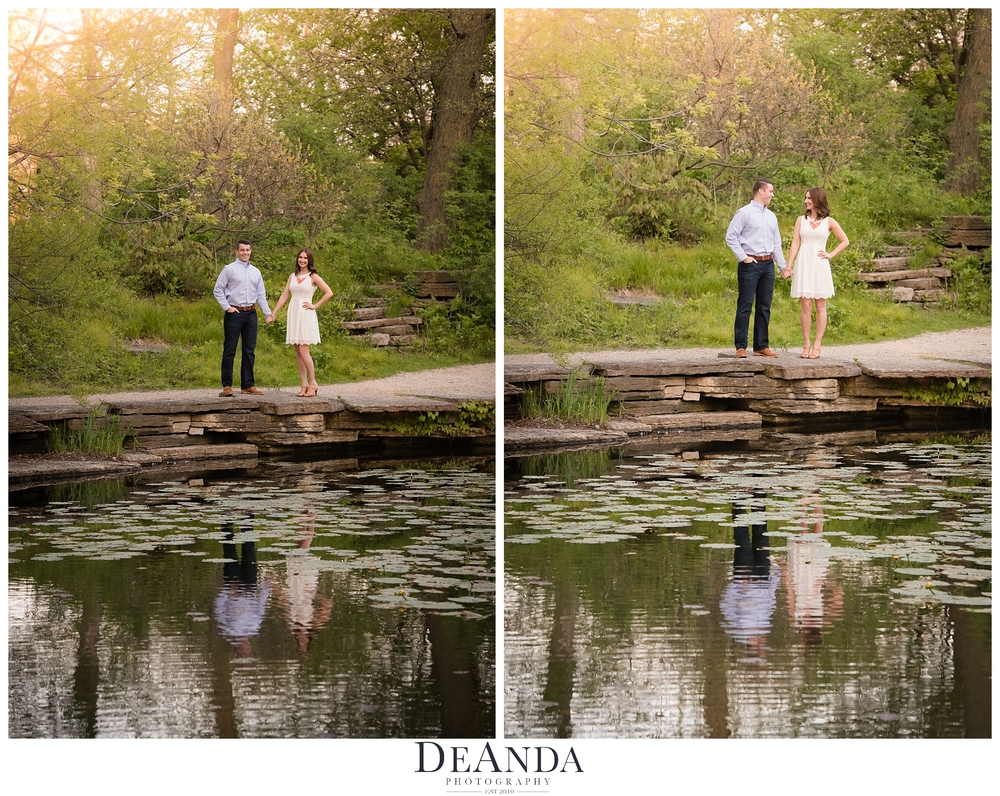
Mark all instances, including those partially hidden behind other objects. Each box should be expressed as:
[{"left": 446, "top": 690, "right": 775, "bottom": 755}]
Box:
[
  {"left": 781, "top": 188, "right": 849, "bottom": 359},
  {"left": 267, "top": 248, "right": 333, "bottom": 396}
]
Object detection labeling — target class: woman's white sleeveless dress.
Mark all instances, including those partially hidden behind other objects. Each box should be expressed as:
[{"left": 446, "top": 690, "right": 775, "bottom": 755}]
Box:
[
  {"left": 790, "top": 216, "right": 836, "bottom": 299},
  {"left": 286, "top": 274, "right": 321, "bottom": 345}
]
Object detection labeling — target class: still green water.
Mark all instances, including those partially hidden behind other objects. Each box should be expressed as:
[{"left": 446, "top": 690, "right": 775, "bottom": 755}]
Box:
[
  {"left": 9, "top": 459, "right": 495, "bottom": 738},
  {"left": 505, "top": 432, "right": 991, "bottom": 738}
]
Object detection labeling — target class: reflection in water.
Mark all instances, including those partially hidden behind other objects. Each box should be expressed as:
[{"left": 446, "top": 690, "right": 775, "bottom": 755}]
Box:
[
  {"left": 786, "top": 493, "right": 843, "bottom": 644},
  {"left": 9, "top": 462, "right": 495, "bottom": 738},
  {"left": 720, "top": 490, "right": 778, "bottom": 653},
  {"left": 505, "top": 435, "right": 991, "bottom": 738},
  {"left": 215, "top": 515, "right": 269, "bottom": 659},
  {"left": 273, "top": 511, "right": 334, "bottom": 653},
  {"left": 542, "top": 572, "right": 578, "bottom": 738},
  {"left": 73, "top": 589, "right": 102, "bottom": 738}
]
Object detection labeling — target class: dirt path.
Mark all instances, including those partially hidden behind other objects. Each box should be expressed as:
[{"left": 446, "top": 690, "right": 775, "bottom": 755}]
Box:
[{"left": 505, "top": 327, "right": 991, "bottom": 368}]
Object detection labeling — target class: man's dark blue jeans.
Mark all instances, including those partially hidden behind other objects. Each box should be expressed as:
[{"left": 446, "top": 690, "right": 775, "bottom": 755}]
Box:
[
  {"left": 221, "top": 309, "right": 258, "bottom": 388},
  {"left": 734, "top": 259, "right": 775, "bottom": 352}
]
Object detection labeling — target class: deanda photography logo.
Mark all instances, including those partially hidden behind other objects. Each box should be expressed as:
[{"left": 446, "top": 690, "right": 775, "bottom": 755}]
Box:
[{"left": 415, "top": 742, "right": 583, "bottom": 789}]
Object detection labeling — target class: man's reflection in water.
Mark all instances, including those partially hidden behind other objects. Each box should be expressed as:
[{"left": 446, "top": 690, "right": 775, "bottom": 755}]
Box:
[
  {"left": 274, "top": 510, "right": 333, "bottom": 653},
  {"left": 720, "top": 489, "right": 780, "bottom": 655},
  {"left": 213, "top": 513, "right": 269, "bottom": 659},
  {"left": 786, "top": 491, "right": 843, "bottom": 650}
]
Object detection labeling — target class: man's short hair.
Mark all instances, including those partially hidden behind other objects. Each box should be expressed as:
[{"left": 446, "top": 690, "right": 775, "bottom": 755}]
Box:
[
  {"left": 237, "top": 239, "right": 252, "bottom": 249},
  {"left": 752, "top": 179, "right": 772, "bottom": 197}
]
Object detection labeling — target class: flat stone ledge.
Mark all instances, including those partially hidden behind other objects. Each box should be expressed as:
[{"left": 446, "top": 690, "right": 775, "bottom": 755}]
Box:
[
  {"left": 9, "top": 457, "right": 143, "bottom": 484},
  {"left": 745, "top": 397, "right": 878, "bottom": 415},
  {"left": 9, "top": 414, "right": 49, "bottom": 434},
  {"left": 594, "top": 358, "right": 765, "bottom": 377},
  {"left": 149, "top": 443, "right": 258, "bottom": 462},
  {"left": 504, "top": 427, "right": 630, "bottom": 449},
  {"left": 641, "top": 411, "right": 762, "bottom": 431},
  {"left": 110, "top": 398, "right": 240, "bottom": 415},
  {"left": 338, "top": 395, "right": 459, "bottom": 413},
  {"left": 856, "top": 358, "right": 991, "bottom": 379},
  {"left": 605, "top": 418, "right": 653, "bottom": 435},
  {"left": 608, "top": 294, "right": 660, "bottom": 306},
  {"left": 760, "top": 359, "right": 863, "bottom": 379},
  {"left": 504, "top": 364, "right": 579, "bottom": 382},
  {"left": 258, "top": 398, "right": 347, "bottom": 415}
]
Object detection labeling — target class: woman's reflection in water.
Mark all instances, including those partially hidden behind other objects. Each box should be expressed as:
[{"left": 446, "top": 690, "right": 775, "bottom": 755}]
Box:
[
  {"left": 785, "top": 491, "right": 843, "bottom": 649},
  {"left": 274, "top": 509, "right": 333, "bottom": 652},
  {"left": 720, "top": 488, "right": 780, "bottom": 657}
]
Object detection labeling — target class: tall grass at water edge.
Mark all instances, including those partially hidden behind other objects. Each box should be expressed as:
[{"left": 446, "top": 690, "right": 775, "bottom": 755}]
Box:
[
  {"left": 521, "top": 372, "right": 617, "bottom": 426},
  {"left": 47, "top": 405, "right": 131, "bottom": 458}
]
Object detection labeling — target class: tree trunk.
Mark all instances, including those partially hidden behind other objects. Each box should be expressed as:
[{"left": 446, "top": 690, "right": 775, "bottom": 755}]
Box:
[
  {"left": 79, "top": 9, "right": 103, "bottom": 214},
  {"left": 210, "top": 9, "right": 240, "bottom": 225},
  {"left": 213, "top": 9, "right": 239, "bottom": 95},
  {"left": 416, "top": 9, "right": 493, "bottom": 253},
  {"left": 945, "top": 8, "right": 990, "bottom": 195}
]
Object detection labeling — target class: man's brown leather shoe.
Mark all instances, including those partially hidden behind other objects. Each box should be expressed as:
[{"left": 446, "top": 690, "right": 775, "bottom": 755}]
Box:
[
  {"left": 735, "top": 348, "right": 747, "bottom": 358},
  {"left": 219, "top": 387, "right": 234, "bottom": 397},
  {"left": 754, "top": 348, "right": 779, "bottom": 357},
  {"left": 241, "top": 387, "right": 264, "bottom": 395}
]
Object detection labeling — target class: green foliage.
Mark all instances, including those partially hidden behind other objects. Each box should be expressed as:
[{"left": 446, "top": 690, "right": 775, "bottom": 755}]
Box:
[
  {"left": 943, "top": 253, "right": 992, "bottom": 316},
  {"left": 443, "top": 136, "right": 496, "bottom": 315},
  {"left": 47, "top": 404, "right": 132, "bottom": 457},
  {"left": 312, "top": 224, "right": 431, "bottom": 286},
  {"left": 457, "top": 400, "right": 496, "bottom": 432},
  {"left": 8, "top": 9, "right": 494, "bottom": 396},
  {"left": 521, "top": 372, "right": 617, "bottom": 426},
  {"left": 419, "top": 300, "right": 495, "bottom": 361},
  {"left": 903, "top": 378, "right": 991, "bottom": 408},
  {"left": 605, "top": 158, "right": 715, "bottom": 242},
  {"left": 385, "top": 400, "right": 495, "bottom": 437},
  {"left": 828, "top": 166, "right": 973, "bottom": 234}
]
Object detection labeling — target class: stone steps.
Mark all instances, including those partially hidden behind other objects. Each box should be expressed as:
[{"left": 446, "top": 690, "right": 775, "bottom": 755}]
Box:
[
  {"left": 856, "top": 216, "right": 989, "bottom": 304},
  {"left": 342, "top": 270, "right": 460, "bottom": 347},
  {"left": 942, "top": 215, "right": 990, "bottom": 248}
]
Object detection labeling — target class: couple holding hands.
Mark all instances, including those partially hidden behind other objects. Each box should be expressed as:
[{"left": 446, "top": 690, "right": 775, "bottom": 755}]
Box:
[
  {"left": 726, "top": 179, "right": 850, "bottom": 360},
  {"left": 213, "top": 241, "right": 333, "bottom": 398}
]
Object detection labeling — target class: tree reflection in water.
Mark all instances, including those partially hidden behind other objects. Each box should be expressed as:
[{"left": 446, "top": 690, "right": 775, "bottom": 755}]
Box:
[
  {"left": 505, "top": 434, "right": 991, "bottom": 738},
  {"left": 9, "top": 464, "right": 495, "bottom": 738}
]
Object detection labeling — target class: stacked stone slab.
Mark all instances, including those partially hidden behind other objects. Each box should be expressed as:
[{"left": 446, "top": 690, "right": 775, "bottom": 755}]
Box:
[
  {"left": 341, "top": 299, "right": 424, "bottom": 347},
  {"left": 504, "top": 352, "right": 989, "bottom": 448},
  {"left": 8, "top": 391, "right": 495, "bottom": 468},
  {"left": 941, "top": 215, "right": 991, "bottom": 250},
  {"left": 858, "top": 216, "right": 989, "bottom": 303},
  {"left": 341, "top": 270, "right": 460, "bottom": 347},
  {"left": 857, "top": 255, "right": 952, "bottom": 302}
]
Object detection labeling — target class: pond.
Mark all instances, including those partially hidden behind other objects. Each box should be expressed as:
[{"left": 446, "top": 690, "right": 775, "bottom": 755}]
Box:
[
  {"left": 504, "top": 431, "right": 991, "bottom": 738},
  {"left": 9, "top": 458, "right": 495, "bottom": 738}
]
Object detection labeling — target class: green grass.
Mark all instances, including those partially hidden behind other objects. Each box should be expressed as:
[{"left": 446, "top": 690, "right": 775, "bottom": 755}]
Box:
[
  {"left": 47, "top": 405, "right": 131, "bottom": 457},
  {"left": 521, "top": 371, "right": 617, "bottom": 425},
  {"left": 505, "top": 165, "right": 989, "bottom": 354},
  {"left": 9, "top": 294, "right": 493, "bottom": 397},
  {"left": 505, "top": 237, "right": 990, "bottom": 354}
]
